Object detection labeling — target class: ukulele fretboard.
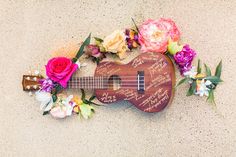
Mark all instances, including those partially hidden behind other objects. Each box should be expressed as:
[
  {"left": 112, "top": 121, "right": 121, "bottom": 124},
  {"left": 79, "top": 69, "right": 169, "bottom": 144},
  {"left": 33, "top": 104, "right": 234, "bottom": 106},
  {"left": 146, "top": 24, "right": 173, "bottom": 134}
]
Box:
[{"left": 68, "top": 76, "right": 108, "bottom": 89}]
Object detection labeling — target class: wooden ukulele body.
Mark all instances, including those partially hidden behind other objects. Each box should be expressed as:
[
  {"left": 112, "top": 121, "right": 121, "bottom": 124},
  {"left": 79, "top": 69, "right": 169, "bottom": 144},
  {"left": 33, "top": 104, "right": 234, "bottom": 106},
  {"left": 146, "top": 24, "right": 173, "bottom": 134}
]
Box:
[{"left": 94, "top": 52, "right": 175, "bottom": 112}]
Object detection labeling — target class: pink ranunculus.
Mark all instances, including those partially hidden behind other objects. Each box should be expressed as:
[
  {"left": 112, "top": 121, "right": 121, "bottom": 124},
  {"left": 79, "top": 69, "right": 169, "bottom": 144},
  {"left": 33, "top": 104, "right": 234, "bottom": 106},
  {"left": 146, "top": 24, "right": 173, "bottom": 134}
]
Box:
[
  {"left": 138, "top": 18, "right": 180, "bottom": 53},
  {"left": 45, "top": 57, "right": 78, "bottom": 88}
]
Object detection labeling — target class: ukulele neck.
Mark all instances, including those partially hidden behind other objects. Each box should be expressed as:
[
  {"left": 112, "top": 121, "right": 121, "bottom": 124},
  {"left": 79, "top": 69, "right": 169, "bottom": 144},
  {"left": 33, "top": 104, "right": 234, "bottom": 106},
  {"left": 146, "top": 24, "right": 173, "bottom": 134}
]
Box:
[{"left": 68, "top": 76, "right": 108, "bottom": 89}]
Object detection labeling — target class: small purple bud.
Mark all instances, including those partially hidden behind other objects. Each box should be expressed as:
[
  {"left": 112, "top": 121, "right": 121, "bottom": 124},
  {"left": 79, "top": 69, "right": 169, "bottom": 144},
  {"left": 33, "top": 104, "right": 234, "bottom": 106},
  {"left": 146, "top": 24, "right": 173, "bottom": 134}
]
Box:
[{"left": 134, "top": 34, "right": 139, "bottom": 41}]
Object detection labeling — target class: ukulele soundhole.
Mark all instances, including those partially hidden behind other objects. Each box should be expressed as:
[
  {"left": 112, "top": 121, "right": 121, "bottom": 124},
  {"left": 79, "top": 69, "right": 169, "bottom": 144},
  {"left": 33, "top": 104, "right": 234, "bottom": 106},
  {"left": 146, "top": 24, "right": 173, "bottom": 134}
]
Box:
[{"left": 108, "top": 75, "right": 121, "bottom": 90}]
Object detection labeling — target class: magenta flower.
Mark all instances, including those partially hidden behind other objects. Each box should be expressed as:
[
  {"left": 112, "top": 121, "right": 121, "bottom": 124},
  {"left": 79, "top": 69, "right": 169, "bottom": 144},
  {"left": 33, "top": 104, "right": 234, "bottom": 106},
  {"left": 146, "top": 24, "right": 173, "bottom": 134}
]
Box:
[
  {"left": 45, "top": 57, "right": 78, "bottom": 88},
  {"left": 174, "top": 45, "right": 196, "bottom": 74}
]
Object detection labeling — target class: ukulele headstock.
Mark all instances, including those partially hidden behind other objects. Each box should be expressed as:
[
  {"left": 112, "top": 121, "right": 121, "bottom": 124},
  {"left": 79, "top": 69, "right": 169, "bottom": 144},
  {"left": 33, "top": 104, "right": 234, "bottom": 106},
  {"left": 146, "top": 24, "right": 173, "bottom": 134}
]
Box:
[{"left": 22, "top": 75, "right": 44, "bottom": 91}]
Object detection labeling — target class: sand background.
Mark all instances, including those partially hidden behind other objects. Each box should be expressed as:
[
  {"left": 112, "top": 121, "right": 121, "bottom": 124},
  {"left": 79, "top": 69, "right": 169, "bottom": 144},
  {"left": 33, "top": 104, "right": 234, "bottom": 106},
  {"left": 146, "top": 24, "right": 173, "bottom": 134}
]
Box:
[{"left": 0, "top": 0, "right": 236, "bottom": 156}]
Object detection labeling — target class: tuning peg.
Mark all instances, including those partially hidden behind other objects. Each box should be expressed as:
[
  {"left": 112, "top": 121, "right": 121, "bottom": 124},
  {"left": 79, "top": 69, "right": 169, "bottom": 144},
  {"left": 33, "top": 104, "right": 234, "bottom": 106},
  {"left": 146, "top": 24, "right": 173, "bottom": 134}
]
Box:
[
  {"left": 26, "top": 77, "right": 31, "bottom": 80},
  {"left": 33, "top": 85, "right": 38, "bottom": 89},
  {"left": 26, "top": 85, "right": 31, "bottom": 89},
  {"left": 33, "top": 77, "right": 37, "bottom": 81}
]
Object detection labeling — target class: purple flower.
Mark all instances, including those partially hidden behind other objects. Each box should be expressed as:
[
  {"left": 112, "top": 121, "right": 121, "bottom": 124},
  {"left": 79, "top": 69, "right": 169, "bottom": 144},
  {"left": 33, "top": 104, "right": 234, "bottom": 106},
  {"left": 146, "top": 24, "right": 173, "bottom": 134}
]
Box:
[
  {"left": 134, "top": 34, "right": 139, "bottom": 42},
  {"left": 86, "top": 44, "right": 103, "bottom": 58},
  {"left": 174, "top": 45, "right": 196, "bottom": 74},
  {"left": 39, "top": 78, "right": 55, "bottom": 92},
  {"left": 125, "top": 29, "right": 139, "bottom": 50}
]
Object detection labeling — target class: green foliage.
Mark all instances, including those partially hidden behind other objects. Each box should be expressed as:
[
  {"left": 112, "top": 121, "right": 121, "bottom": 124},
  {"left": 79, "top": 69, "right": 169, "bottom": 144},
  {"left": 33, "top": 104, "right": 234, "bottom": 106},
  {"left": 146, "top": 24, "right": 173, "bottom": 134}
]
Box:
[
  {"left": 51, "top": 84, "right": 63, "bottom": 102},
  {"left": 204, "top": 64, "right": 211, "bottom": 76},
  {"left": 207, "top": 90, "right": 215, "bottom": 105},
  {"left": 131, "top": 18, "right": 139, "bottom": 33},
  {"left": 186, "top": 81, "right": 196, "bottom": 96},
  {"left": 52, "top": 94, "right": 57, "bottom": 102},
  {"left": 80, "top": 89, "right": 101, "bottom": 106},
  {"left": 173, "top": 58, "right": 223, "bottom": 105},
  {"left": 215, "top": 60, "right": 222, "bottom": 78},
  {"left": 43, "top": 111, "right": 50, "bottom": 115},
  {"left": 73, "top": 33, "right": 91, "bottom": 62},
  {"left": 197, "top": 59, "right": 201, "bottom": 74},
  {"left": 205, "top": 76, "right": 223, "bottom": 85},
  {"left": 89, "top": 95, "right": 96, "bottom": 101},
  {"left": 81, "top": 89, "right": 86, "bottom": 101},
  {"left": 94, "top": 37, "right": 103, "bottom": 43},
  {"left": 175, "top": 78, "right": 188, "bottom": 88}
]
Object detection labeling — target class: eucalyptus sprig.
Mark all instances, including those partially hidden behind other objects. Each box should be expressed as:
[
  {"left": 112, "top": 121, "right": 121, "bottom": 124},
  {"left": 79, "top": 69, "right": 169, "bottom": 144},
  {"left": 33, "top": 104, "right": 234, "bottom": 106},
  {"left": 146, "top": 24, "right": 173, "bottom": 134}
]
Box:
[{"left": 176, "top": 59, "right": 223, "bottom": 104}]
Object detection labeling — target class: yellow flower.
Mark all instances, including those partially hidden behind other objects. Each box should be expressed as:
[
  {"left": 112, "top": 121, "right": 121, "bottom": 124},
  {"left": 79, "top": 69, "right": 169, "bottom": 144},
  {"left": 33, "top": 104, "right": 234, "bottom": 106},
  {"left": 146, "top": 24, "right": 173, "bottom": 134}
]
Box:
[
  {"left": 72, "top": 96, "right": 83, "bottom": 113},
  {"left": 195, "top": 73, "right": 206, "bottom": 91},
  {"left": 72, "top": 96, "right": 83, "bottom": 105},
  {"left": 102, "top": 30, "right": 128, "bottom": 59}
]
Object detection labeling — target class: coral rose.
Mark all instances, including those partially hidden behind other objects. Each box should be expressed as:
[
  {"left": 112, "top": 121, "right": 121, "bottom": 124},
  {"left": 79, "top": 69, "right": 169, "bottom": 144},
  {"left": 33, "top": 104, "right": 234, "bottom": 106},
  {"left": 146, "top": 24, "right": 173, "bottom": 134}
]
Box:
[
  {"left": 138, "top": 18, "right": 180, "bottom": 53},
  {"left": 45, "top": 57, "right": 78, "bottom": 88}
]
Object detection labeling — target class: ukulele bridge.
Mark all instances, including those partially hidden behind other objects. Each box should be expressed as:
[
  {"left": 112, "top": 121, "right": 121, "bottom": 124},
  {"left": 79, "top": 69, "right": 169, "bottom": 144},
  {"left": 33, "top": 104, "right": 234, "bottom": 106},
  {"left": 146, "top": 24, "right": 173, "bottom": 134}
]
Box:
[{"left": 137, "top": 71, "right": 145, "bottom": 94}]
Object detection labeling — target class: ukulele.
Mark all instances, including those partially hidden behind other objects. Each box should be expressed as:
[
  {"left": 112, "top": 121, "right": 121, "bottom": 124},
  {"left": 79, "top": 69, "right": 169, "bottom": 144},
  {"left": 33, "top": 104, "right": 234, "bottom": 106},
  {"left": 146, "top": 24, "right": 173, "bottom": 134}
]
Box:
[{"left": 22, "top": 52, "right": 175, "bottom": 113}]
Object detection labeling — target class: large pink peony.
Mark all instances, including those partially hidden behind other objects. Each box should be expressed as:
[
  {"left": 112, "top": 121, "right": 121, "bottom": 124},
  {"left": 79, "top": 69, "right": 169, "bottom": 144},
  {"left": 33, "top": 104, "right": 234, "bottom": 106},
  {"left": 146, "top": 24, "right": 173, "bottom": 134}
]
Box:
[
  {"left": 46, "top": 57, "right": 78, "bottom": 88},
  {"left": 138, "top": 18, "right": 180, "bottom": 53}
]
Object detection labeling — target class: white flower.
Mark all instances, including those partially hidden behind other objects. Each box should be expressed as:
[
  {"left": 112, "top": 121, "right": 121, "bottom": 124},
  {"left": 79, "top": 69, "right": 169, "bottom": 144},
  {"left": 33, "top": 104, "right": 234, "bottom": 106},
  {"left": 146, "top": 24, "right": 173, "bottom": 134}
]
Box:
[
  {"left": 35, "top": 91, "right": 53, "bottom": 112},
  {"left": 62, "top": 95, "right": 74, "bottom": 116},
  {"left": 184, "top": 66, "right": 197, "bottom": 79},
  {"left": 195, "top": 79, "right": 212, "bottom": 97},
  {"left": 50, "top": 95, "right": 75, "bottom": 119}
]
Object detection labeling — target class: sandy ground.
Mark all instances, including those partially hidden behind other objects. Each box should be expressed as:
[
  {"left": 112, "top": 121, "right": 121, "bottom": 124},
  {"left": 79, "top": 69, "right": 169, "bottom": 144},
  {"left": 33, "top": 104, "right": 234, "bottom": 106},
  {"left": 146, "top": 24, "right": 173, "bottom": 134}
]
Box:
[{"left": 0, "top": 0, "right": 236, "bottom": 157}]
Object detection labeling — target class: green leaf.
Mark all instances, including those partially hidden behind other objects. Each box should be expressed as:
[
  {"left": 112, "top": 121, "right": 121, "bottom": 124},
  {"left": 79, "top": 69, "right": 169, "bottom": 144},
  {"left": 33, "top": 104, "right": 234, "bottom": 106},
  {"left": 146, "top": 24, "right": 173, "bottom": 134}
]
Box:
[
  {"left": 204, "top": 64, "right": 212, "bottom": 76},
  {"left": 207, "top": 90, "right": 216, "bottom": 105},
  {"left": 215, "top": 60, "right": 222, "bottom": 78},
  {"left": 175, "top": 78, "right": 188, "bottom": 88},
  {"left": 205, "top": 76, "right": 223, "bottom": 84},
  {"left": 43, "top": 111, "right": 50, "bottom": 115},
  {"left": 89, "top": 95, "right": 96, "bottom": 101},
  {"left": 73, "top": 33, "right": 91, "bottom": 62},
  {"left": 83, "top": 99, "right": 90, "bottom": 104},
  {"left": 80, "top": 89, "right": 86, "bottom": 101},
  {"left": 55, "top": 84, "right": 63, "bottom": 94},
  {"left": 94, "top": 37, "right": 103, "bottom": 43},
  {"left": 186, "top": 81, "right": 196, "bottom": 96},
  {"left": 131, "top": 18, "right": 139, "bottom": 33},
  {"left": 89, "top": 102, "right": 102, "bottom": 106},
  {"left": 52, "top": 94, "right": 57, "bottom": 102},
  {"left": 197, "top": 59, "right": 201, "bottom": 74}
]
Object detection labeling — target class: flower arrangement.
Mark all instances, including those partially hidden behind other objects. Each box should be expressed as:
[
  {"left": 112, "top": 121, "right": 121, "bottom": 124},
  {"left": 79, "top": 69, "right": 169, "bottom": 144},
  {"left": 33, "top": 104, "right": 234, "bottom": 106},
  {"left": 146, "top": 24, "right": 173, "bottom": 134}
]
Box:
[
  {"left": 26, "top": 18, "right": 222, "bottom": 119},
  {"left": 34, "top": 34, "right": 96, "bottom": 119}
]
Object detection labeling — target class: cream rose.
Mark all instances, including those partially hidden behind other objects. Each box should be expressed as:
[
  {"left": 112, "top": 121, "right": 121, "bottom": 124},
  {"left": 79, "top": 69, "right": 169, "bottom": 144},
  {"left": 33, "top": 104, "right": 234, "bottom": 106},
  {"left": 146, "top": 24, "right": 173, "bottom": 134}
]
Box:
[{"left": 102, "top": 30, "right": 128, "bottom": 59}]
